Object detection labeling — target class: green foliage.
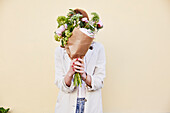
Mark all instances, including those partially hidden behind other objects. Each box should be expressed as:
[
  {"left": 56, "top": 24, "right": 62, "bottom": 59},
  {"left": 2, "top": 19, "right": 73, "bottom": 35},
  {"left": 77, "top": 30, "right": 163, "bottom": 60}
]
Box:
[
  {"left": 61, "top": 39, "right": 64, "bottom": 47},
  {"left": 54, "top": 9, "right": 103, "bottom": 48},
  {"left": 67, "top": 9, "right": 75, "bottom": 17},
  {"left": 65, "top": 30, "right": 72, "bottom": 37},
  {"left": 55, "top": 9, "right": 83, "bottom": 47},
  {"left": 79, "top": 21, "right": 86, "bottom": 28},
  {"left": 91, "top": 12, "right": 99, "bottom": 23},
  {"left": 0, "top": 107, "right": 10, "bottom": 113},
  {"left": 57, "top": 16, "right": 67, "bottom": 27},
  {"left": 54, "top": 33, "right": 61, "bottom": 41}
]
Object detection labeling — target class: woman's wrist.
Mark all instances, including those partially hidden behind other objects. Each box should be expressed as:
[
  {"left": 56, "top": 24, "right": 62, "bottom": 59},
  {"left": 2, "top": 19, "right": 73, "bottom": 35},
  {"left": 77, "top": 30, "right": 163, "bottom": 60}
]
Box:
[
  {"left": 83, "top": 72, "right": 92, "bottom": 88},
  {"left": 64, "top": 71, "right": 74, "bottom": 87},
  {"left": 68, "top": 70, "right": 74, "bottom": 77},
  {"left": 81, "top": 72, "right": 87, "bottom": 81}
]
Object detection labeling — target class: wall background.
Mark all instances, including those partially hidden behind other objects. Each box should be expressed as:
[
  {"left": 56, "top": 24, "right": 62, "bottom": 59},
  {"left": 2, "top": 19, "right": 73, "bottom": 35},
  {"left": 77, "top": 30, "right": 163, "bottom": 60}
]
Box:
[{"left": 0, "top": 0, "right": 170, "bottom": 113}]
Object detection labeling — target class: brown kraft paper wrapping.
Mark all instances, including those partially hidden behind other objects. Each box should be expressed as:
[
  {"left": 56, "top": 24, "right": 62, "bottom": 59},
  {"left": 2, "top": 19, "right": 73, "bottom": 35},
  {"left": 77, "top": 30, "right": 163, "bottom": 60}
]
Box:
[{"left": 65, "top": 28, "right": 94, "bottom": 60}]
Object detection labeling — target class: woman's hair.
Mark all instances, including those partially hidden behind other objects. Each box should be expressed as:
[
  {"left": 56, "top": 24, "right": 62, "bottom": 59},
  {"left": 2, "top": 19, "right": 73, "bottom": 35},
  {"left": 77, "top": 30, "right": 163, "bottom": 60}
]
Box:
[{"left": 74, "top": 8, "right": 89, "bottom": 20}]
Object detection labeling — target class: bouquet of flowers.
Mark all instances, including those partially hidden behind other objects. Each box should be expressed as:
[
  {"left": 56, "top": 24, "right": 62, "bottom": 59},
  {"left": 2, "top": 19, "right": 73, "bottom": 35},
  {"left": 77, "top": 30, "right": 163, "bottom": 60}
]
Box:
[{"left": 54, "top": 9, "right": 103, "bottom": 87}]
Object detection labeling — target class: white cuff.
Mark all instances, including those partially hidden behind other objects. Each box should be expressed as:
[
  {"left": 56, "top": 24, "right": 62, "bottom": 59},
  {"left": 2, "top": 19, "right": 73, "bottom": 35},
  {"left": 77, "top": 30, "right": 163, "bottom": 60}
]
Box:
[
  {"left": 62, "top": 78, "right": 75, "bottom": 93},
  {"left": 86, "top": 75, "right": 95, "bottom": 91}
]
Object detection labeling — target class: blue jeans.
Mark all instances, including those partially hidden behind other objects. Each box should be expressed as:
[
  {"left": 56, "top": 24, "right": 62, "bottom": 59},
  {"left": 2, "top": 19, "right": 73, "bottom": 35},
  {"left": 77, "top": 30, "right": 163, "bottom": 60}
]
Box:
[{"left": 75, "top": 98, "right": 86, "bottom": 113}]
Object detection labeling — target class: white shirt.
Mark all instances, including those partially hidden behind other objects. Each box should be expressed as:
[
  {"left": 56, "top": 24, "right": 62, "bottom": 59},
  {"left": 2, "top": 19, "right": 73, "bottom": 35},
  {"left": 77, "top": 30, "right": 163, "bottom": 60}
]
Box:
[{"left": 54, "top": 41, "right": 106, "bottom": 113}]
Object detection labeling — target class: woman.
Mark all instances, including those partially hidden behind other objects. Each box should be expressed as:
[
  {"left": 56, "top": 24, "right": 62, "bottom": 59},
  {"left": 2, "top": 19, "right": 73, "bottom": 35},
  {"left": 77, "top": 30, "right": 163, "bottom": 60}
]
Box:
[{"left": 54, "top": 9, "right": 106, "bottom": 113}]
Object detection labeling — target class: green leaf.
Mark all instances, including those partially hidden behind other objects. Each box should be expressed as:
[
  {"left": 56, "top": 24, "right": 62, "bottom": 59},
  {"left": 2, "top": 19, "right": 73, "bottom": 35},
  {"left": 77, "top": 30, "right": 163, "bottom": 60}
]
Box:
[
  {"left": 65, "top": 30, "right": 72, "bottom": 37},
  {"left": 67, "top": 9, "right": 76, "bottom": 18},
  {"left": 91, "top": 12, "right": 100, "bottom": 23},
  {"left": 69, "top": 9, "right": 74, "bottom": 12},
  {"left": 5, "top": 108, "right": 10, "bottom": 113},
  {"left": 61, "top": 39, "right": 64, "bottom": 47},
  {"left": 54, "top": 34, "right": 61, "bottom": 42},
  {"left": 57, "top": 16, "right": 67, "bottom": 27},
  {"left": 80, "top": 21, "right": 87, "bottom": 28},
  {"left": 64, "top": 40, "right": 67, "bottom": 45},
  {"left": 65, "top": 37, "right": 68, "bottom": 41},
  {"left": 0, "top": 107, "right": 10, "bottom": 113}
]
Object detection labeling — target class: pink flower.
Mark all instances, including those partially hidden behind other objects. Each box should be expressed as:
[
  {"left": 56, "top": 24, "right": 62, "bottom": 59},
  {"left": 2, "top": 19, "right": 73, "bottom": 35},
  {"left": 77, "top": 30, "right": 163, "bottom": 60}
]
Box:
[
  {"left": 55, "top": 29, "right": 62, "bottom": 36},
  {"left": 56, "top": 24, "right": 67, "bottom": 36},
  {"left": 81, "top": 17, "right": 89, "bottom": 23},
  {"left": 56, "top": 32, "right": 62, "bottom": 37},
  {"left": 97, "top": 20, "right": 103, "bottom": 28}
]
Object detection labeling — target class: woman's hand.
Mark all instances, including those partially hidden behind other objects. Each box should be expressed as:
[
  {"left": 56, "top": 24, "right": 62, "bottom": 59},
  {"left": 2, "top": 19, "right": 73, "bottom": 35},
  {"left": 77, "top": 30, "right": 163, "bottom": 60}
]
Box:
[
  {"left": 67, "top": 58, "right": 78, "bottom": 77},
  {"left": 65, "top": 57, "right": 92, "bottom": 88},
  {"left": 73, "top": 58, "right": 86, "bottom": 81},
  {"left": 73, "top": 58, "right": 92, "bottom": 87},
  {"left": 64, "top": 58, "right": 77, "bottom": 87}
]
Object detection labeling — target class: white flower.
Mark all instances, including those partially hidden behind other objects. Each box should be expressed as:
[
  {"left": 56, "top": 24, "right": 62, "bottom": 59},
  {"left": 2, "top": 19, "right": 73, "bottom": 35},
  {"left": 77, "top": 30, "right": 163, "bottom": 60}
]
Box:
[
  {"left": 79, "top": 28, "right": 95, "bottom": 38},
  {"left": 81, "top": 17, "right": 89, "bottom": 23}
]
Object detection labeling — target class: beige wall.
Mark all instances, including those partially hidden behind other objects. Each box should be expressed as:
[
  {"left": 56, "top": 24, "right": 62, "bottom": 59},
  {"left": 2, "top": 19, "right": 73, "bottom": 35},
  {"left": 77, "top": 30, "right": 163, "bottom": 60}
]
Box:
[{"left": 1, "top": 0, "right": 170, "bottom": 113}]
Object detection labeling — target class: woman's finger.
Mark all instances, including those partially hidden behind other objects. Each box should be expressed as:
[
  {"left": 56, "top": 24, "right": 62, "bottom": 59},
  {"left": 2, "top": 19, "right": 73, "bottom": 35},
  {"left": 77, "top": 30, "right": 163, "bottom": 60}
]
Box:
[
  {"left": 76, "top": 58, "right": 84, "bottom": 64},
  {"left": 71, "top": 58, "right": 78, "bottom": 66},
  {"left": 74, "top": 69, "right": 84, "bottom": 74},
  {"left": 74, "top": 61, "right": 84, "bottom": 67},
  {"left": 72, "top": 58, "right": 77, "bottom": 63},
  {"left": 73, "top": 65, "right": 84, "bottom": 71}
]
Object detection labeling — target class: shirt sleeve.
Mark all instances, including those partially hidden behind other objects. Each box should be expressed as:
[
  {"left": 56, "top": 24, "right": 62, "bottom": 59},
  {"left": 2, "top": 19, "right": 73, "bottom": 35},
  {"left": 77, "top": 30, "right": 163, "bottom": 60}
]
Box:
[
  {"left": 54, "top": 47, "right": 75, "bottom": 93},
  {"left": 87, "top": 43, "right": 106, "bottom": 91}
]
